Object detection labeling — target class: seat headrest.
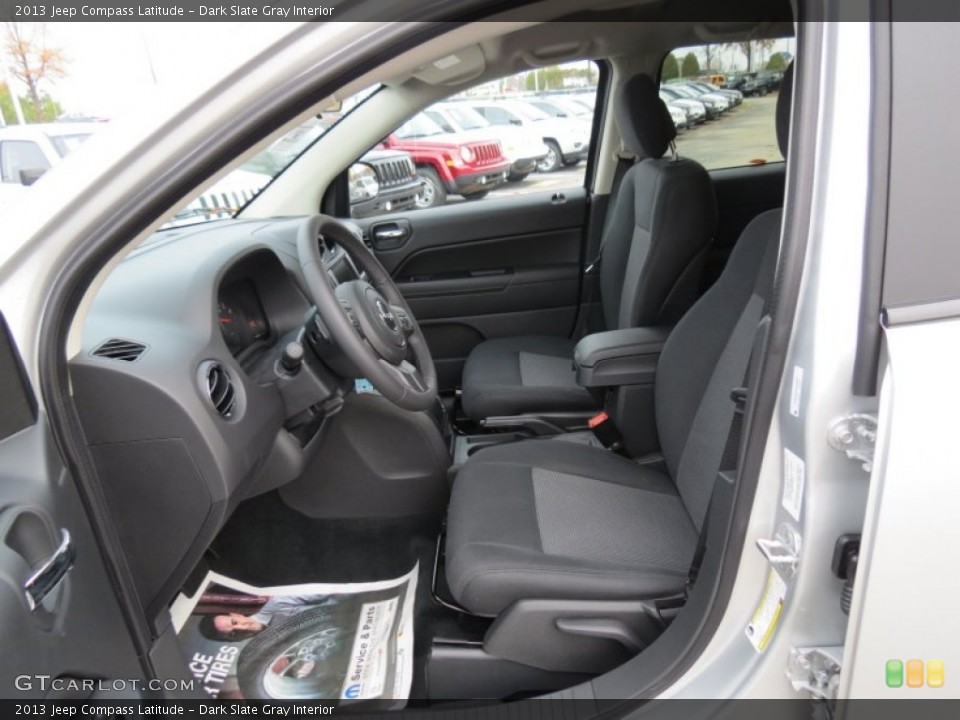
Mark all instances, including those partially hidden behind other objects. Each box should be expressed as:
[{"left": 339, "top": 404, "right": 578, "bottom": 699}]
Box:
[
  {"left": 776, "top": 63, "right": 795, "bottom": 158},
  {"left": 614, "top": 74, "right": 677, "bottom": 159}
]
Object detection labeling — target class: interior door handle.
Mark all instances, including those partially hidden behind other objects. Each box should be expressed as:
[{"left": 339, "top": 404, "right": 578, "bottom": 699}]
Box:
[
  {"left": 24, "top": 528, "right": 75, "bottom": 611},
  {"left": 374, "top": 228, "right": 406, "bottom": 240}
]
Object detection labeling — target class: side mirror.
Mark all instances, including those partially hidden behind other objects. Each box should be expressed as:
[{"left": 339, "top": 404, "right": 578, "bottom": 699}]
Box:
[
  {"left": 19, "top": 167, "right": 47, "bottom": 186},
  {"left": 509, "top": 118, "right": 523, "bottom": 126},
  {"left": 347, "top": 162, "right": 380, "bottom": 204}
]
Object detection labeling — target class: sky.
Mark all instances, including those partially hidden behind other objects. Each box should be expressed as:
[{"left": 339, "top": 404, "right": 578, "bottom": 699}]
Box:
[{"left": 2, "top": 23, "right": 299, "bottom": 120}]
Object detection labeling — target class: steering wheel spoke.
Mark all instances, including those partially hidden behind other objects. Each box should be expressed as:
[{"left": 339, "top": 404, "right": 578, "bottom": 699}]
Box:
[{"left": 381, "top": 359, "right": 428, "bottom": 394}]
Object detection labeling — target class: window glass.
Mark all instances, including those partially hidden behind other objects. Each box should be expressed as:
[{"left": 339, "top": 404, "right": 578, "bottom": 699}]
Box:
[
  {"left": 0, "top": 141, "right": 50, "bottom": 183},
  {"left": 660, "top": 38, "right": 795, "bottom": 169},
  {"left": 49, "top": 134, "right": 91, "bottom": 157},
  {"left": 349, "top": 60, "right": 599, "bottom": 218}
]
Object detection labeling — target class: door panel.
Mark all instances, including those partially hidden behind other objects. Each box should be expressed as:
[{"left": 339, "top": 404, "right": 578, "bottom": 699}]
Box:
[
  {"left": 354, "top": 189, "right": 587, "bottom": 389},
  {"left": 0, "top": 313, "right": 142, "bottom": 696}
]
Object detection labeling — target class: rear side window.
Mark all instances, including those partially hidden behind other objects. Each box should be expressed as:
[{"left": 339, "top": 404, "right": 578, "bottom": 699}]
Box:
[
  {"left": 659, "top": 38, "right": 795, "bottom": 170},
  {"left": 0, "top": 140, "right": 50, "bottom": 183}
]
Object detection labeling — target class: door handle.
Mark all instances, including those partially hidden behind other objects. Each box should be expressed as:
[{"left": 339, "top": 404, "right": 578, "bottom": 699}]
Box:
[
  {"left": 369, "top": 221, "right": 411, "bottom": 250},
  {"left": 24, "top": 528, "right": 75, "bottom": 611}
]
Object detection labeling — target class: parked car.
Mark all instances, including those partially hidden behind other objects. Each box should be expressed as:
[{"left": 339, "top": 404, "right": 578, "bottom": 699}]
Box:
[
  {"left": 684, "top": 81, "right": 743, "bottom": 107},
  {"left": 660, "top": 84, "right": 725, "bottom": 118},
  {"left": 666, "top": 103, "right": 689, "bottom": 131},
  {"left": 465, "top": 99, "right": 589, "bottom": 173},
  {"left": 668, "top": 82, "right": 732, "bottom": 114},
  {"left": 0, "top": 123, "right": 103, "bottom": 212},
  {"left": 423, "top": 102, "right": 548, "bottom": 182},
  {"left": 526, "top": 96, "right": 593, "bottom": 125},
  {"left": 726, "top": 71, "right": 772, "bottom": 96},
  {"left": 383, "top": 113, "right": 510, "bottom": 208},
  {"left": 659, "top": 89, "right": 707, "bottom": 125}
]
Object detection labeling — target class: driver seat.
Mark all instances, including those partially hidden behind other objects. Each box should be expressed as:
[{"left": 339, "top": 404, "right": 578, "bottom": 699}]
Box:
[{"left": 445, "top": 66, "right": 793, "bottom": 617}]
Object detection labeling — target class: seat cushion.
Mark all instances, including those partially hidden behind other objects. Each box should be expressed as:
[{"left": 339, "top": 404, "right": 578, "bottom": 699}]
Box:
[
  {"left": 446, "top": 440, "right": 698, "bottom": 616},
  {"left": 460, "top": 335, "right": 597, "bottom": 421}
]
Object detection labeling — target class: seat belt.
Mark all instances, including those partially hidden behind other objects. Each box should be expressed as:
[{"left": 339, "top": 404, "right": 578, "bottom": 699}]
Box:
[
  {"left": 685, "top": 386, "right": 746, "bottom": 596},
  {"left": 586, "top": 153, "right": 634, "bottom": 274}
]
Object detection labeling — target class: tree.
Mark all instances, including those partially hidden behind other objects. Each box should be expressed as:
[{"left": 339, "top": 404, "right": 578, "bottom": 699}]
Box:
[
  {"left": 662, "top": 53, "right": 679, "bottom": 81},
  {"left": 754, "top": 38, "right": 776, "bottom": 70},
  {"left": 702, "top": 43, "right": 717, "bottom": 72},
  {"left": 736, "top": 41, "right": 754, "bottom": 72},
  {"left": 1, "top": 81, "right": 62, "bottom": 123},
  {"left": 766, "top": 52, "right": 788, "bottom": 71},
  {"left": 3, "top": 23, "right": 68, "bottom": 120},
  {"left": 681, "top": 52, "right": 700, "bottom": 78}
]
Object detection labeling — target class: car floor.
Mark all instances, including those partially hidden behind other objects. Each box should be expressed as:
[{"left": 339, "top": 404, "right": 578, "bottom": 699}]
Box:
[{"left": 205, "top": 490, "right": 488, "bottom": 702}]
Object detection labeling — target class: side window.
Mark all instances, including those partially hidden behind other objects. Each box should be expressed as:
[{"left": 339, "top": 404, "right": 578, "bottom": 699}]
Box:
[
  {"left": 659, "top": 38, "right": 795, "bottom": 170},
  {"left": 423, "top": 110, "right": 456, "bottom": 134},
  {"left": 0, "top": 140, "right": 51, "bottom": 184},
  {"left": 349, "top": 60, "right": 599, "bottom": 218}
]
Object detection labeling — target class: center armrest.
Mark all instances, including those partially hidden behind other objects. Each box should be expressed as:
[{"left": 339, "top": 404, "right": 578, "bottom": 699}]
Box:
[{"left": 573, "top": 327, "right": 672, "bottom": 388}]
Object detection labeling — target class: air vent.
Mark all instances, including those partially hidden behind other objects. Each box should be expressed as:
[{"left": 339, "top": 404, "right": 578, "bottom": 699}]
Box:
[
  {"left": 92, "top": 338, "right": 147, "bottom": 362},
  {"left": 204, "top": 363, "right": 237, "bottom": 419}
]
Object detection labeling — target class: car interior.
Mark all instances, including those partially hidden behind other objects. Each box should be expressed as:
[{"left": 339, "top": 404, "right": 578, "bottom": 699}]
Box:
[{"left": 65, "top": 0, "right": 799, "bottom": 703}]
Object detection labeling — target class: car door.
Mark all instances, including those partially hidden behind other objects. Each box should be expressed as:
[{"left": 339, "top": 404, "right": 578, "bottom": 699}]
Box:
[
  {"left": 346, "top": 65, "right": 602, "bottom": 391},
  {"left": 0, "top": 312, "right": 144, "bottom": 698},
  {"left": 353, "top": 190, "right": 587, "bottom": 389}
]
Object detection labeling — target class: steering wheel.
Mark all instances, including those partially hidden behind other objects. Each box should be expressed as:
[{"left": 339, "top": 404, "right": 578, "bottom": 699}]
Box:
[{"left": 297, "top": 215, "right": 438, "bottom": 412}]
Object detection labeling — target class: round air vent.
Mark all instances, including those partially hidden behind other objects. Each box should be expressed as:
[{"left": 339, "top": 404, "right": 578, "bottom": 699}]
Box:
[{"left": 203, "top": 362, "right": 237, "bottom": 419}]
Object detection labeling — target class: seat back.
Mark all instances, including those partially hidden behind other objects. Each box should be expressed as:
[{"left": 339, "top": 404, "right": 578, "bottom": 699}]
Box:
[
  {"left": 600, "top": 74, "right": 718, "bottom": 330},
  {"left": 654, "top": 64, "right": 794, "bottom": 531}
]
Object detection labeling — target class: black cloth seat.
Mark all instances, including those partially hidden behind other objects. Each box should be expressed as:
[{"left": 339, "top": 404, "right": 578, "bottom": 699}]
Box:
[
  {"left": 457, "top": 335, "right": 595, "bottom": 420},
  {"left": 446, "top": 67, "right": 794, "bottom": 617},
  {"left": 460, "top": 74, "right": 718, "bottom": 421}
]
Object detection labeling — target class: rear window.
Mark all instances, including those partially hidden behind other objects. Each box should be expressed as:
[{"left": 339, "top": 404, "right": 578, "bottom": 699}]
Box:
[{"left": 660, "top": 38, "right": 795, "bottom": 170}]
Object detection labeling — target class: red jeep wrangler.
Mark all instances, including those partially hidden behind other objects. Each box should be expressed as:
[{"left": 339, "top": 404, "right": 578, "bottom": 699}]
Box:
[{"left": 382, "top": 114, "right": 510, "bottom": 208}]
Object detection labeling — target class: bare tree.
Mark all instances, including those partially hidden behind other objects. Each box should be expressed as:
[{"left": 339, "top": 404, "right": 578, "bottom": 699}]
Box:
[
  {"left": 735, "top": 39, "right": 777, "bottom": 73},
  {"left": 3, "top": 23, "right": 67, "bottom": 120},
  {"left": 754, "top": 39, "right": 776, "bottom": 71}
]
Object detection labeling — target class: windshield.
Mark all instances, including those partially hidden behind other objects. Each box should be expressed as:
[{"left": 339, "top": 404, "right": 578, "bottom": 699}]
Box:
[
  {"left": 513, "top": 103, "right": 551, "bottom": 122},
  {"left": 394, "top": 114, "right": 447, "bottom": 139},
  {"left": 50, "top": 133, "right": 92, "bottom": 157},
  {"left": 165, "top": 86, "right": 378, "bottom": 229},
  {"left": 445, "top": 106, "right": 489, "bottom": 131}
]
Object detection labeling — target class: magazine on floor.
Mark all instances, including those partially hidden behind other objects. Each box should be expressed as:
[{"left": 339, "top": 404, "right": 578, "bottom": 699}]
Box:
[{"left": 170, "top": 564, "right": 418, "bottom": 703}]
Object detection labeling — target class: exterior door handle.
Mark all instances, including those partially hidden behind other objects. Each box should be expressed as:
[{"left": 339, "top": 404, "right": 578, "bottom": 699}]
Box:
[{"left": 24, "top": 529, "right": 75, "bottom": 611}]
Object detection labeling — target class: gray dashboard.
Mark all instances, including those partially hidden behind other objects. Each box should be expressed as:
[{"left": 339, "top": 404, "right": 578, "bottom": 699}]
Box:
[{"left": 69, "top": 216, "right": 346, "bottom": 626}]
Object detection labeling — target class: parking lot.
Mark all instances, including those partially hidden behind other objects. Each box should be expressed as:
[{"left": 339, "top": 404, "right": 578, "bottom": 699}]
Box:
[{"left": 459, "top": 93, "right": 781, "bottom": 202}]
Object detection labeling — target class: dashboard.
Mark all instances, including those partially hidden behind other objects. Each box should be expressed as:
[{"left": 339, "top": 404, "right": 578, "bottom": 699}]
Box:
[{"left": 69, "top": 215, "right": 357, "bottom": 625}]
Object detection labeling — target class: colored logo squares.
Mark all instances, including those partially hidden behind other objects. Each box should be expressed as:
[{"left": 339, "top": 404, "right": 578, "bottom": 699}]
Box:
[{"left": 886, "top": 659, "right": 944, "bottom": 688}]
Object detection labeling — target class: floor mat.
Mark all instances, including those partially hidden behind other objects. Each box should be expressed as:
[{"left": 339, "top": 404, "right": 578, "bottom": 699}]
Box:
[{"left": 203, "top": 491, "right": 481, "bottom": 701}]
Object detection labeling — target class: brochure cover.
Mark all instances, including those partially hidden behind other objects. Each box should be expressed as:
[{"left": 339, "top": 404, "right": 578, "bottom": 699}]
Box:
[{"left": 170, "top": 565, "right": 417, "bottom": 704}]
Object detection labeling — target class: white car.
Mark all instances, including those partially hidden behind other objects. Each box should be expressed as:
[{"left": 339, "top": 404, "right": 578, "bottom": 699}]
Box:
[
  {"left": 423, "top": 102, "right": 548, "bottom": 181},
  {"left": 0, "top": 123, "right": 103, "bottom": 212},
  {"left": 465, "top": 99, "right": 589, "bottom": 172},
  {"left": 0, "top": 122, "right": 271, "bottom": 226}
]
